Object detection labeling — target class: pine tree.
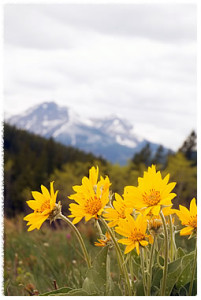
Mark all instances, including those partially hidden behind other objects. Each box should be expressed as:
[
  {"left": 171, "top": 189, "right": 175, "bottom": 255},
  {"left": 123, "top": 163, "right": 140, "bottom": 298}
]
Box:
[
  {"left": 131, "top": 143, "right": 152, "bottom": 169},
  {"left": 179, "top": 130, "right": 197, "bottom": 162}
]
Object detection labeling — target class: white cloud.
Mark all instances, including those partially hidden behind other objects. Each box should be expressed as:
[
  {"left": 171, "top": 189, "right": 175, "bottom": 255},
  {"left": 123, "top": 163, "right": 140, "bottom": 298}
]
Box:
[{"left": 3, "top": 3, "right": 197, "bottom": 150}]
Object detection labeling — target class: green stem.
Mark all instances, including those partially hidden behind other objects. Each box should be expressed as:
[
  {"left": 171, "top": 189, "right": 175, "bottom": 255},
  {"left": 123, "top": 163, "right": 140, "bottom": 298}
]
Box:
[
  {"left": 59, "top": 213, "right": 91, "bottom": 269},
  {"left": 95, "top": 219, "right": 104, "bottom": 239},
  {"left": 189, "top": 239, "right": 197, "bottom": 296},
  {"left": 140, "top": 247, "right": 147, "bottom": 296},
  {"left": 99, "top": 216, "right": 132, "bottom": 296},
  {"left": 168, "top": 215, "right": 176, "bottom": 261},
  {"left": 129, "top": 252, "right": 134, "bottom": 293},
  {"left": 147, "top": 235, "right": 156, "bottom": 296},
  {"left": 160, "top": 210, "right": 169, "bottom": 296}
]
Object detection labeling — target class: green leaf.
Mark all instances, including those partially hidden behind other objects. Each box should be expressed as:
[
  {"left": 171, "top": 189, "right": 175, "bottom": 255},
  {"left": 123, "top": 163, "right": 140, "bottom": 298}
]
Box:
[
  {"left": 178, "top": 286, "right": 188, "bottom": 296},
  {"left": 40, "top": 287, "right": 73, "bottom": 296},
  {"left": 82, "top": 246, "right": 109, "bottom": 295},
  {"left": 165, "top": 251, "right": 195, "bottom": 295},
  {"left": 66, "top": 288, "right": 93, "bottom": 296},
  {"left": 108, "top": 279, "right": 122, "bottom": 296},
  {"left": 165, "top": 262, "right": 182, "bottom": 296},
  {"left": 135, "top": 280, "right": 145, "bottom": 296},
  {"left": 105, "top": 250, "right": 122, "bottom": 296},
  {"left": 182, "top": 251, "right": 194, "bottom": 266},
  {"left": 176, "top": 252, "right": 196, "bottom": 289},
  {"left": 177, "top": 247, "right": 186, "bottom": 258},
  {"left": 131, "top": 256, "right": 141, "bottom": 280},
  {"left": 152, "top": 265, "right": 163, "bottom": 289},
  {"left": 167, "top": 256, "right": 182, "bottom": 274},
  {"left": 151, "top": 285, "right": 160, "bottom": 296},
  {"left": 152, "top": 257, "right": 182, "bottom": 296}
]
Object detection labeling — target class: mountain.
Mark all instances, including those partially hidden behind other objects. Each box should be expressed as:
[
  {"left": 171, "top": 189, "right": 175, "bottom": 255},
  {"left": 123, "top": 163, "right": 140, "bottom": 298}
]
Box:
[{"left": 6, "top": 101, "right": 165, "bottom": 164}]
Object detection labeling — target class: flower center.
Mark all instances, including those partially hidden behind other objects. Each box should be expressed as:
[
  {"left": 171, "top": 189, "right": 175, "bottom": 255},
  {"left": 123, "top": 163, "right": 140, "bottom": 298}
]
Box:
[
  {"left": 41, "top": 200, "right": 51, "bottom": 211},
  {"left": 130, "top": 229, "right": 145, "bottom": 242},
  {"left": 188, "top": 215, "right": 197, "bottom": 228},
  {"left": 35, "top": 200, "right": 50, "bottom": 214},
  {"left": 142, "top": 189, "right": 161, "bottom": 206},
  {"left": 85, "top": 196, "right": 102, "bottom": 216}
]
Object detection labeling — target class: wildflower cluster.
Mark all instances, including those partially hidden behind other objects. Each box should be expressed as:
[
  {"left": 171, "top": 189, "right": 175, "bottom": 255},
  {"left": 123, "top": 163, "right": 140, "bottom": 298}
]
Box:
[{"left": 24, "top": 165, "right": 197, "bottom": 296}]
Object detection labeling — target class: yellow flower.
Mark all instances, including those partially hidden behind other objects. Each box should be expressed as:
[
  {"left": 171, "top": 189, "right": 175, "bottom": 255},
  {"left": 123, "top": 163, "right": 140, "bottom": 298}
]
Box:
[
  {"left": 103, "top": 193, "right": 133, "bottom": 227},
  {"left": 123, "top": 165, "right": 176, "bottom": 216},
  {"left": 68, "top": 166, "right": 111, "bottom": 224},
  {"left": 115, "top": 214, "right": 152, "bottom": 255},
  {"left": 175, "top": 198, "right": 197, "bottom": 236},
  {"left": 23, "top": 182, "right": 59, "bottom": 231},
  {"left": 94, "top": 232, "right": 111, "bottom": 247}
]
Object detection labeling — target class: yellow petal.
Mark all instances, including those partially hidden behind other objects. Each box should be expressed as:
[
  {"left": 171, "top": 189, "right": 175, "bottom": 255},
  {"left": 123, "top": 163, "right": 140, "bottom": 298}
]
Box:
[
  {"left": 89, "top": 166, "right": 99, "bottom": 186},
  {"left": 139, "top": 240, "right": 148, "bottom": 247},
  {"left": 31, "top": 191, "right": 46, "bottom": 202},
  {"left": 118, "top": 238, "right": 133, "bottom": 245},
  {"left": 190, "top": 198, "right": 197, "bottom": 216},
  {"left": 107, "top": 220, "right": 118, "bottom": 227},
  {"left": 161, "top": 182, "right": 176, "bottom": 197},
  {"left": 50, "top": 190, "right": 58, "bottom": 209},
  {"left": 72, "top": 216, "right": 83, "bottom": 224},
  {"left": 41, "top": 185, "right": 50, "bottom": 199},
  {"left": 163, "top": 173, "right": 170, "bottom": 185},
  {"left": 26, "top": 214, "right": 48, "bottom": 231},
  {"left": 50, "top": 181, "right": 55, "bottom": 199},
  {"left": 115, "top": 226, "right": 131, "bottom": 238},
  {"left": 143, "top": 207, "right": 152, "bottom": 216},
  {"left": 36, "top": 215, "right": 49, "bottom": 229},
  {"left": 124, "top": 243, "right": 135, "bottom": 254},
  {"left": 23, "top": 212, "right": 35, "bottom": 221},
  {"left": 27, "top": 224, "right": 37, "bottom": 231},
  {"left": 135, "top": 242, "right": 140, "bottom": 255},
  {"left": 26, "top": 200, "right": 40, "bottom": 211},
  {"left": 85, "top": 214, "right": 93, "bottom": 222},
  {"left": 115, "top": 193, "right": 123, "bottom": 203},
  {"left": 178, "top": 205, "right": 190, "bottom": 222},
  {"left": 148, "top": 235, "right": 154, "bottom": 244},
  {"left": 151, "top": 205, "right": 161, "bottom": 216},
  {"left": 180, "top": 226, "right": 194, "bottom": 236}
]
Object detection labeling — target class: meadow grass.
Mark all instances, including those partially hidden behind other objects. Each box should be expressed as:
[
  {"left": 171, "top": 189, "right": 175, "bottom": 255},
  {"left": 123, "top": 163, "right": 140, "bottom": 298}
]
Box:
[{"left": 4, "top": 216, "right": 100, "bottom": 296}]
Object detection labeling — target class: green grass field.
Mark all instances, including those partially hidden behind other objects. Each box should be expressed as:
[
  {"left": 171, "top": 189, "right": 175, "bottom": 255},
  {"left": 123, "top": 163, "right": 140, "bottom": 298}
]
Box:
[{"left": 4, "top": 216, "right": 103, "bottom": 296}]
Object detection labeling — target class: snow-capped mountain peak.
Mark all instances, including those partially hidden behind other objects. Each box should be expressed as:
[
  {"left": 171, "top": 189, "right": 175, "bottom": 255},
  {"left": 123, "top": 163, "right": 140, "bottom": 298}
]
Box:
[{"left": 6, "top": 101, "right": 161, "bottom": 164}]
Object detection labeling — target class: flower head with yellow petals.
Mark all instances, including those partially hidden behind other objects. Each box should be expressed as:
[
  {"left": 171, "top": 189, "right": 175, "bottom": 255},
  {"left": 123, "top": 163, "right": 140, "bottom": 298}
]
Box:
[
  {"left": 175, "top": 198, "right": 197, "bottom": 236},
  {"left": 115, "top": 214, "right": 152, "bottom": 255},
  {"left": 94, "top": 232, "right": 111, "bottom": 247},
  {"left": 24, "top": 182, "right": 59, "bottom": 231},
  {"left": 123, "top": 165, "right": 176, "bottom": 216},
  {"left": 68, "top": 166, "right": 111, "bottom": 224},
  {"left": 103, "top": 193, "right": 133, "bottom": 227}
]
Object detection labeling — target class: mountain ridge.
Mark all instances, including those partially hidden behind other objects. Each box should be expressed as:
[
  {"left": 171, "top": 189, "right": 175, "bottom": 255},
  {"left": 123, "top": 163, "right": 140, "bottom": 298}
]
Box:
[{"left": 6, "top": 101, "right": 167, "bottom": 164}]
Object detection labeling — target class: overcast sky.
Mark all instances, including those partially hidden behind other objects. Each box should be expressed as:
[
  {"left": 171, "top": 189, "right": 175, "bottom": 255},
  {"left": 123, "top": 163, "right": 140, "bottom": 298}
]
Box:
[{"left": 4, "top": 3, "right": 197, "bottom": 150}]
